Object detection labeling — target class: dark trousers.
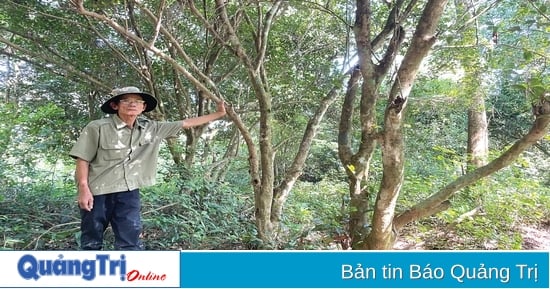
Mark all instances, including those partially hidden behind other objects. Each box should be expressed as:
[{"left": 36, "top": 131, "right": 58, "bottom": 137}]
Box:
[{"left": 80, "top": 189, "right": 144, "bottom": 250}]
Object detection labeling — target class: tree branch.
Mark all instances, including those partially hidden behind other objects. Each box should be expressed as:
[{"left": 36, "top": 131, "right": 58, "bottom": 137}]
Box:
[
  {"left": 394, "top": 113, "right": 550, "bottom": 229},
  {"left": 70, "top": 0, "right": 222, "bottom": 101}
]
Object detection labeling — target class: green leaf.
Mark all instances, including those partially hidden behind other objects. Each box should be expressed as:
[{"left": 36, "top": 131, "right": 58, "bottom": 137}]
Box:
[
  {"left": 511, "top": 84, "right": 527, "bottom": 91},
  {"left": 523, "top": 50, "right": 533, "bottom": 61}
]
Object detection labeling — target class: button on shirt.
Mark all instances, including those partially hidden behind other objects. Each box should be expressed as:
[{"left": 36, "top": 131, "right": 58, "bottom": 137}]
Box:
[{"left": 69, "top": 115, "right": 183, "bottom": 196}]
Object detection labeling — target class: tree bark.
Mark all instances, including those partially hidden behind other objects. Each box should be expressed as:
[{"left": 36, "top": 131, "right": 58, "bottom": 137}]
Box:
[
  {"left": 338, "top": 67, "right": 376, "bottom": 247},
  {"left": 364, "top": 0, "right": 449, "bottom": 249},
  {"left": 213, "top": 0, "right": 281, "bottom": 243},
  {"left": 467, "top": 94, "right": 489, "bottom": 168},
  {"left": 340, "top": 0, "right": 411, "bottom": 249},
  {"left": 454, "top": 0, "right": 489, "bottom": 169}
]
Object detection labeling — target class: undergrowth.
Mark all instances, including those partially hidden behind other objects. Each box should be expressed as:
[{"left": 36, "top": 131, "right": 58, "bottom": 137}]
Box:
[
  {"left": 398, "top": 166, "right": 550, "bottom": 250},
  {"left": 0, "top": 167, "right": 259, "bottom": 250},
  {"left": 1, "top": 163, "right": 548, "bottom": 250}
]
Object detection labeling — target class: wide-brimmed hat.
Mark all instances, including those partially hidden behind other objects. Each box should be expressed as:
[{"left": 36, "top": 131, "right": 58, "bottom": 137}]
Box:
[{"left": 101, "top": 86, "right": 158, "bottom": 114}]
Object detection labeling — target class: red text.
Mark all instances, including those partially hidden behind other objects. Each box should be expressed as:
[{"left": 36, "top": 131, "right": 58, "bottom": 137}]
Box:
[{"left": 126, "top": 269, "right": 167, "bottom": 281}]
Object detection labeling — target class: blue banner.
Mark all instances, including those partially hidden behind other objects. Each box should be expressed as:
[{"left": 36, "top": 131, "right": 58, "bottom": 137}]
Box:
[{"left": 180, "top": 251, "right": 549, "bottom": 288}]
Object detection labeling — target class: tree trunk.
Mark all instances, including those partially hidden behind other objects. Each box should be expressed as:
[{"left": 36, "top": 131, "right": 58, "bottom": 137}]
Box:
[
  {"left": 255, "top": 78, "right": 276, "bottom": 242},
  {"left": 467, "top": 94, "right": 489, "bottom": 168},
  {"left": 454, "top": 0, "right": 489, "bottom": 169},
  {"left": 339, "top": 0, "right": 446, "bottom": 249},
  {"left": 351, "top": 0, "right": 449, "bottom": 250},
  {"left": 340, "top": 0, "right": 404, "bottom": 249},
  {"left": 338, "top": 66, "right": 378, "bottom": 248}
]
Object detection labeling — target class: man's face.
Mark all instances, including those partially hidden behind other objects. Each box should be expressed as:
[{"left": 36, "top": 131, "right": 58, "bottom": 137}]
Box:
[{"left": 111, "top": 94, "right": 146, "bottom": 117}]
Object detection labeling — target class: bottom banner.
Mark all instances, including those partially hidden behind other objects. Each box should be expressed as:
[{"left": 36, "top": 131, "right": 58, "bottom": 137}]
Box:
[{"left": 0, "top": 250, "right": 548, "bottom": 289}]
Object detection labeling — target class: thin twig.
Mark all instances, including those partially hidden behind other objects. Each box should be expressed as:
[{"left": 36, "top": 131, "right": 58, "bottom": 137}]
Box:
[{"left": 23, "top": 221, "right": 80, "bottom": 250}]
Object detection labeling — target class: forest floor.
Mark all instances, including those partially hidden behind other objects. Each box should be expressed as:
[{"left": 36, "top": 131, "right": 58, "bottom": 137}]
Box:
[
  {"left": 394, "top": 220, "right": 550, "bottom": 250},
  {"left": 519, "top": 221, "right": 550, "bottom": 250}
]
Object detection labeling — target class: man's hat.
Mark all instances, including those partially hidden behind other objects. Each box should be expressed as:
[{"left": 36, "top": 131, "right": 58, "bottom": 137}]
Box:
[{"left": 101, "top": 86, "right": 158, "bottom": 114}]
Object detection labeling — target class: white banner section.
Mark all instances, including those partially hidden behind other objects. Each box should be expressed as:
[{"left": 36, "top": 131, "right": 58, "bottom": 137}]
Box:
[{"left": 0, "top": 251, "right": 180, "bottom": 288}]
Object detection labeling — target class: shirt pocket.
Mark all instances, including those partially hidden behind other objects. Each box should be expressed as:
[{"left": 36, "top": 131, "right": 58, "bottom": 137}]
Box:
[
  {"left": 100, "top": 137, "right": 129, "bottom": 161},
  {"left": 139, "top": 138, "right": 153, "bottom": 146}
]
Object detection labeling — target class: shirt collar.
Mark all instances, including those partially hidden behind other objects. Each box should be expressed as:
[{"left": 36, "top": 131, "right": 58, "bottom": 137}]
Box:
[{"left": 112, "top": 115, "right": 146, "bottom": 129}]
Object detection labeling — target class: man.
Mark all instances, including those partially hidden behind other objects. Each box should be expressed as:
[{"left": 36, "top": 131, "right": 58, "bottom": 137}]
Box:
[{"left": 69, "top": 86, "right": 226, "bottom": 250}]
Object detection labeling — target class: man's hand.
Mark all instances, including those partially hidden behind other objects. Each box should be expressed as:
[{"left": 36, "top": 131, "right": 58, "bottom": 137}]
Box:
[
  {"left": 216, "top": 100, "right": 227, "bottom": 115},
  {"left": 182, "top": 100, "right": 227, "bottom": 129},
  {"left": 78, "top": 185, "right": 94, "bottom": 211}
]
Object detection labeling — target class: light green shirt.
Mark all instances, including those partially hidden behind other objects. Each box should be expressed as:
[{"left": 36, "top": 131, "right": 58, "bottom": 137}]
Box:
[{"left": 69, "top": 115, "right": 183, "bottom": 195}]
